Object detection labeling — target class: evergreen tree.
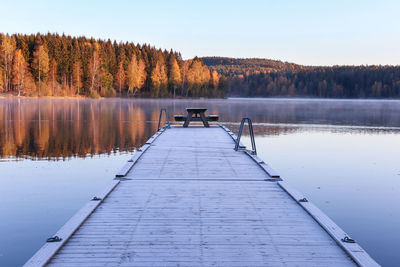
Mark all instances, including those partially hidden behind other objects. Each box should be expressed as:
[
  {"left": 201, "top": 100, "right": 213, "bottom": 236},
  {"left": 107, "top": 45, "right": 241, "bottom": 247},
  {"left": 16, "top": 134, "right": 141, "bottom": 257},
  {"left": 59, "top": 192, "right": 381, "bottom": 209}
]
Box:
[
  {"left": 100, "top": 69, "right": 115, "bottom": 97},
  {"left": 72, "top": 60, "right": 83, "bottom": 95}
]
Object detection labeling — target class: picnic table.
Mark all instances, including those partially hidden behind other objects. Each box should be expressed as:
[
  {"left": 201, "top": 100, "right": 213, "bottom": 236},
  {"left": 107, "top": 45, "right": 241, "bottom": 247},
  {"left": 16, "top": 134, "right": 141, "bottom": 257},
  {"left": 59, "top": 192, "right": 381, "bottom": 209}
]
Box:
[{"left": 174, "top": 108, "right": 219, "bottom": 127}]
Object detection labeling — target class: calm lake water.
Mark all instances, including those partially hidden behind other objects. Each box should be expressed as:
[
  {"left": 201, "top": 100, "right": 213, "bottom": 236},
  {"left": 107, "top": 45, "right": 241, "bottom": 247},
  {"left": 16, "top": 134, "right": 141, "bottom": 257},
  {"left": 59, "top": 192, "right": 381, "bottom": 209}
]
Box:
[{"left": 0, "top": 98, "right": 399, "bottom": 266}]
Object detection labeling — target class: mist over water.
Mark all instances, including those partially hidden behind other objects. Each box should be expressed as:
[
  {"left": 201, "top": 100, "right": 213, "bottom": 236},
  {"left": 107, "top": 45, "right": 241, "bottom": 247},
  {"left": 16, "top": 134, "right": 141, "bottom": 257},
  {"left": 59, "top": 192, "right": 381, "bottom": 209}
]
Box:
[
  {"left": 1, "top": 97, "right": 399, "bottom": 159},
  {"left": 0, "top": 98, "right": 399, "bottom": 266}
]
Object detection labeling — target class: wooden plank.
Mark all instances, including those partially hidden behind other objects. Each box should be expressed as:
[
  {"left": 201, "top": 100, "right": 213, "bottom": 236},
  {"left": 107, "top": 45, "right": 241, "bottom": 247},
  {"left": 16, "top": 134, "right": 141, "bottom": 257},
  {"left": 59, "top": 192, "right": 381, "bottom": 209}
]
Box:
[
  {"left": 23, "top": 180, "right": 120, "bottom": 267},
  {"left": 278, "top": 181, "right": 379, "bottom": 267},
  {"left": 47, "top": 179, "right": 357, "bottom": 266}
]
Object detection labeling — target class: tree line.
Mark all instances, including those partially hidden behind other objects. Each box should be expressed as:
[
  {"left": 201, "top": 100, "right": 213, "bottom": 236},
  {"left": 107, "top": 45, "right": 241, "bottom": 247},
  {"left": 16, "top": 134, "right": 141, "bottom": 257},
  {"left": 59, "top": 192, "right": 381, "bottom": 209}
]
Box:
[
  {"left": 2, "top": 34, "right": 399, "bottom": 99},
  {"left": 203, "top": 57, "right": 400, "bottom": 98},
  {"left": 0, "top": 33, "right": 226, "bottom": 98}
]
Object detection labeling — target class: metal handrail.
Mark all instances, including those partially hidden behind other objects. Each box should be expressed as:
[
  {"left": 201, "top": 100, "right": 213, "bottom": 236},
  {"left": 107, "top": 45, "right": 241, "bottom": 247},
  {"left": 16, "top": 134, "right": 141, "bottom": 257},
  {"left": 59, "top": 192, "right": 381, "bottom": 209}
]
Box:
[
  {"left": 234, "top": 118, "right": 256, "bottom": 155},
  {"left": 157, "top": 108, "right": 170, "bottom": 130}
]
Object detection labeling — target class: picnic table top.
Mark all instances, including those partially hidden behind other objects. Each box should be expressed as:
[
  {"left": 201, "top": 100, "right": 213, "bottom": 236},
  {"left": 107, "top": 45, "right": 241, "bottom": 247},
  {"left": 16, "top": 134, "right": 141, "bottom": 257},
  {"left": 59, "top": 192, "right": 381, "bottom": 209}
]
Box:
[{"left": 186, "top": 108, "right": 207, "bottom": 113}]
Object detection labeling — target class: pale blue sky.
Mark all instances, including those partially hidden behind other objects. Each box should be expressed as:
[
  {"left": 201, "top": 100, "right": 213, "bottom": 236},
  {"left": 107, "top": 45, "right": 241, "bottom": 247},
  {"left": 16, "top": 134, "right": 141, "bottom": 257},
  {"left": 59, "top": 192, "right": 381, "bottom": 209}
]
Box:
[{"left": 1, "top": 0, "right": 399, "bottom": 65}]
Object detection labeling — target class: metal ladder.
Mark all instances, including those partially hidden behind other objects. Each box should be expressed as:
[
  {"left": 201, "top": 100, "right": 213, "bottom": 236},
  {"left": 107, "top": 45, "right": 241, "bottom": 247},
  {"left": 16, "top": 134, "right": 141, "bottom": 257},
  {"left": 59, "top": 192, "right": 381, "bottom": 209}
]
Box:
[
  {"left": 234, "top": 118, "right": 256, "bottom": 155},
  {"left": 157, "top": 108, "right": 171, "bottom": 130}
]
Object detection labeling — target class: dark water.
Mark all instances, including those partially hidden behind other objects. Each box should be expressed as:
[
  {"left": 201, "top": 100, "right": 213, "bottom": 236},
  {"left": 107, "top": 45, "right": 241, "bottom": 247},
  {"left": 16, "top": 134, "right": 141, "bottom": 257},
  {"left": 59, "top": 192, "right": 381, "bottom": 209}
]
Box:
[{"left": 0, "top": 98, "right": 399, "bottom": 266}]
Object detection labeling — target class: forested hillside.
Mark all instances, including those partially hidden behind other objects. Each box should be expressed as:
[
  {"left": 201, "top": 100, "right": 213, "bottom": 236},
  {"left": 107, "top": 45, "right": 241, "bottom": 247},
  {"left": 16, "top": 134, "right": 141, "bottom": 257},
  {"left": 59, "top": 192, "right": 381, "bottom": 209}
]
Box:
[
  {"left": 1, "top": 33, "right": 399, "bottom": 99},
  {"left": 203, "top": 57, "right": 400, "bottom": 98},
  {"left": 0, "top": 33, "right": 226, "bottom": 98},
  {"left": 202, "top": 57, "right": 305, "bottom": 76}
]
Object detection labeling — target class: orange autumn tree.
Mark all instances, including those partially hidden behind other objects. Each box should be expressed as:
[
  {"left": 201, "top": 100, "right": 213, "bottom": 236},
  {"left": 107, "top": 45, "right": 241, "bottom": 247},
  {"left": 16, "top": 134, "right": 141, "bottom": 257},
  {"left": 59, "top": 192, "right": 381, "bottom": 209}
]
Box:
[
  {"left": 127, "top": 54, "right": 146, "bottom": 96},
  {"left": 0, "top": 34, "right": 15, "bottom": 92},
  {"left": 115, "top": 61, "right": 126, "bottom": 94},
  {"left": 32, "top": 37, "right": 49, "bottom": 96},
  {"left": 168, "top": 55, "right": 182, "bottom": 98},
  {"left": 11, "top": 49, "right": 28, "bottom": 96},
  {"left": 0, "top": 33, "right": 224, "bottom": 98}
]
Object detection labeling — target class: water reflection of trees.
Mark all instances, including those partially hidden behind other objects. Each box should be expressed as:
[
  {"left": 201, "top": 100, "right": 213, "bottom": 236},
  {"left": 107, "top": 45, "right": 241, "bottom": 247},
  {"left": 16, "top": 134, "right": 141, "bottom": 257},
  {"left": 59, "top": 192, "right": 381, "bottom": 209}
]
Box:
[
  {"left": 0, "top": 99, "right": 156, "bottom": 159},
  {"left": 0, "top": 98, "right": 398, "bottom": 159}
]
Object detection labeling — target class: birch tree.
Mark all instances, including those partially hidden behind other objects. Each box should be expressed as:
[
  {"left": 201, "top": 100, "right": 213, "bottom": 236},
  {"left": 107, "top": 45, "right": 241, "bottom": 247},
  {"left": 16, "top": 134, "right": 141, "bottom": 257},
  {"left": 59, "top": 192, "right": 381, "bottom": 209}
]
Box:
[
  {"left": 127, "top": 54, "right": 146, "bottom": 96},
  {"left": 168, "top": 56, "right": 181, "bottom": 98},
  {"left": 88, "top": 50, "right": 101, "bottom": 96},
  {"left": 33, "top": 41, "right": 49, "bottom": 96},
  {"left": 150, "top": 61, "right": 168, "bottom": 97}
]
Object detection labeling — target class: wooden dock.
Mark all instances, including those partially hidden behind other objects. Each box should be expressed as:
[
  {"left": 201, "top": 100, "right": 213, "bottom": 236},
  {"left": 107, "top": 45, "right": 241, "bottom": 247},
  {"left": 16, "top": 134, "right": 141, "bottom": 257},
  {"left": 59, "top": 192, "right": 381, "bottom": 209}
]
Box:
[{"left": 25, "top": 125, "right": 378, "bottom": 266}]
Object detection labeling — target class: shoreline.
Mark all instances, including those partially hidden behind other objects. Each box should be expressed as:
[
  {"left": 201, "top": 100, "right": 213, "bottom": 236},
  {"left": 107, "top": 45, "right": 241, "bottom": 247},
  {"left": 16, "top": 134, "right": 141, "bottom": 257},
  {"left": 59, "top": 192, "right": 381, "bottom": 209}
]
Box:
[{"left": 1, "top": 94, "right": 400, "bottom": 102}]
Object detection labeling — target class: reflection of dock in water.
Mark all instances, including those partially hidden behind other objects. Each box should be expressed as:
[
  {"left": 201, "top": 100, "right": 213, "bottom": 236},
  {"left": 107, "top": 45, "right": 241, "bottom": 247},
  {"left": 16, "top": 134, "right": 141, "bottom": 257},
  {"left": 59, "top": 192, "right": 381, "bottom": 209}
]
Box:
[{"left": 25, "top": 125, "right": 378, "bottom": 266}]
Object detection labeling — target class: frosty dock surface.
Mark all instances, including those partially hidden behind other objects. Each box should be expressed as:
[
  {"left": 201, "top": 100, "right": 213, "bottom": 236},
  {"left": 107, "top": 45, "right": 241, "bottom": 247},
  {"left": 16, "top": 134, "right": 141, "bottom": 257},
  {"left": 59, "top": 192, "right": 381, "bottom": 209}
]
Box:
[{"left": 25, "top": 126, "right": 378, "bottom": 266}]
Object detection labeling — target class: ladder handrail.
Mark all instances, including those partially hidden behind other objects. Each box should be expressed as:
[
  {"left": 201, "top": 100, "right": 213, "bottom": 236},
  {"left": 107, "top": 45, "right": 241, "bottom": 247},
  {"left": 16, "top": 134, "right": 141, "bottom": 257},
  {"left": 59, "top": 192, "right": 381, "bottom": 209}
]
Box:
[
  {"left": 157, "top": 108, "right": 170, "bottom": 130},
  {"left": 234, "top": 118, "right": 256, "bottom": 155}
]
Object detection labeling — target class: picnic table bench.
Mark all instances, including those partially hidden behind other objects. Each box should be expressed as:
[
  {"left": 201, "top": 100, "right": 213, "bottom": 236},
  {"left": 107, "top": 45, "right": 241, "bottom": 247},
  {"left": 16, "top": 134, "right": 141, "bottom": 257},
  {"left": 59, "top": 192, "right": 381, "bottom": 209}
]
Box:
[{"left": 174, "top": 108, "right": 219, "bottom": 127}]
